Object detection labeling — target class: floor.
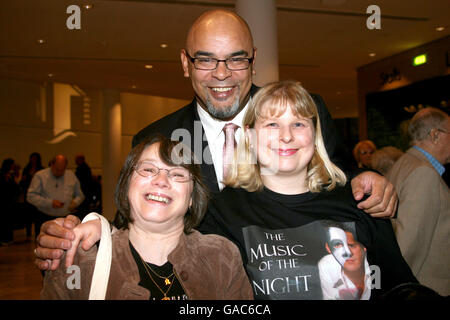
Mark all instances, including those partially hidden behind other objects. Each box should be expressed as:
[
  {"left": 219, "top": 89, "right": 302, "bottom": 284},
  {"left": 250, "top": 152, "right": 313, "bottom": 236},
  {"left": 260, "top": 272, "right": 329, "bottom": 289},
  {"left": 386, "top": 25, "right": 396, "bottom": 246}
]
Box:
[{"left": 0, "top": 229, "right": 43, "bottom": 299}]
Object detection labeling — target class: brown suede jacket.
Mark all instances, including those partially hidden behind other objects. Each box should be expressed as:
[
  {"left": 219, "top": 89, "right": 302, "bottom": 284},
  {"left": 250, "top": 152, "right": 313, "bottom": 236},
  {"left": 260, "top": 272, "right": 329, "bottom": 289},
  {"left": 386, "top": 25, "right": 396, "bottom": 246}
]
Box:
[{"left": 41, "top": 228, "right": 254, "bottom": 300}]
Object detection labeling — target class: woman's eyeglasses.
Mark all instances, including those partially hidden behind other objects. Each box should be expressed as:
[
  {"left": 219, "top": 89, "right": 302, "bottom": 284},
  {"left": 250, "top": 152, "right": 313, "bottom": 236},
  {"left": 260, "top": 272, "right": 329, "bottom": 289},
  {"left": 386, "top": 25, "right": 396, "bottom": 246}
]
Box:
[
  {"left": 134, "top": 162, "right": 192, "bottom": 182},
  {"left": 359, "top": 150, "right": 374, "bottom": 155}
]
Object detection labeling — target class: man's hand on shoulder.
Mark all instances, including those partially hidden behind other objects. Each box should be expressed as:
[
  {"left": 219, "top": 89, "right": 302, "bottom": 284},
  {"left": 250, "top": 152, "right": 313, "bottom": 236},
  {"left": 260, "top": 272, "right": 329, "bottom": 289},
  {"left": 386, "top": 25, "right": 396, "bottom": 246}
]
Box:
[{"left": 351, "top": 171, "right": 398, "bottom": 218}]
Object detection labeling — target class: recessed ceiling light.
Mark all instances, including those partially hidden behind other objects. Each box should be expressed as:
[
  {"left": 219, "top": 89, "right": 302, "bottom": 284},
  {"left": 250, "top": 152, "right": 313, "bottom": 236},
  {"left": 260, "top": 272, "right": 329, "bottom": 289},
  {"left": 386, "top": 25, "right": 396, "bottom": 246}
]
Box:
[
  {"left": 84, "top": 4, "right": 92, "bottom": 10},
  {"left": 37, "top": 39, "right": 46, "bottom": 44},
  {"left": 144, "top": 64, "right": 153, "bottom": 69},
  {"left": 48, "top": 73, "right": 53, "bottom": 77},
  {"left": 131, "top": 85, "right": 137, "bottom": 89},
  {"left": 160, "top": 44, "right": 168, "bottom": 48},
  {"left": 435, "top": 26, "right": 445, "bottom": 32},
  {"left": 369, "top": 53, "right": 376, "bottom": 57}
]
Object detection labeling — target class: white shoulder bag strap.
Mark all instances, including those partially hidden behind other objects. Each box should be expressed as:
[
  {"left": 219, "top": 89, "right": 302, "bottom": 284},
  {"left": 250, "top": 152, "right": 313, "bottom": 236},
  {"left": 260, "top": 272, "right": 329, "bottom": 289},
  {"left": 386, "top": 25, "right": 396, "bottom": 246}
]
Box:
[{"left": 82, "top": 212, "right": 112, "bottom": 300}]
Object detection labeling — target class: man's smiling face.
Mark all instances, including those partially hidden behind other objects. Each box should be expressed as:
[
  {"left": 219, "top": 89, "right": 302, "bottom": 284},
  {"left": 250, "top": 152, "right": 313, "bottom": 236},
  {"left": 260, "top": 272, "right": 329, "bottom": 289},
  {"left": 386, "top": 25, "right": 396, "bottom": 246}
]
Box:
[{"left": 181, "top": 11, "right": 255, "bottom": 121}]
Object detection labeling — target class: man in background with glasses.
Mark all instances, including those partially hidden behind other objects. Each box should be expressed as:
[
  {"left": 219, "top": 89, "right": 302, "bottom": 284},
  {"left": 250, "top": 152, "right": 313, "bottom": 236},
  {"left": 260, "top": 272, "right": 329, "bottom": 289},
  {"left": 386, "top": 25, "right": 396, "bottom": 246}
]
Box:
[{"left": 35, "top": 9, "right": 398, "bottom": 271}]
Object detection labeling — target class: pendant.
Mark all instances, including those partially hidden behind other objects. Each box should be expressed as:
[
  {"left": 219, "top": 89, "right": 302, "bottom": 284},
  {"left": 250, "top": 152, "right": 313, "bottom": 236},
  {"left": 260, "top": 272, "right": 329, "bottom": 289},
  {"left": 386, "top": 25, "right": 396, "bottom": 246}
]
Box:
[
  {"left": 162, "top": 296, "right": 170, "bottom": 300},
  {"left": 165, "top": 278, "right": 171, "bottom": 285}
]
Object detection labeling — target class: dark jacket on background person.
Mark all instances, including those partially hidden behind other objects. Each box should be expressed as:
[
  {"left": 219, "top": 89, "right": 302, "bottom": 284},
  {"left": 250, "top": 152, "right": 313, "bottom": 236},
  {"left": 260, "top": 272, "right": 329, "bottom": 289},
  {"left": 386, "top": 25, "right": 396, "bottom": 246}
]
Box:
[{"left": 40, "top": 228, "right": 253, "bottom": 300}]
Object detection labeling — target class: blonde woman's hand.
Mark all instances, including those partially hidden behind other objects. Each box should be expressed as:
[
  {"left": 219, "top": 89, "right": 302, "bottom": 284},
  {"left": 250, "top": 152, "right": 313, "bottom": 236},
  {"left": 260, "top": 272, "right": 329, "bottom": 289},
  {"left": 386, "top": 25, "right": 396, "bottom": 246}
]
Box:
[
  {"left": 35, "top": 215, "right": 80, "bottom": 271},
  {"left": 65, "top": 219, "right": 102, "bottom": 267}
]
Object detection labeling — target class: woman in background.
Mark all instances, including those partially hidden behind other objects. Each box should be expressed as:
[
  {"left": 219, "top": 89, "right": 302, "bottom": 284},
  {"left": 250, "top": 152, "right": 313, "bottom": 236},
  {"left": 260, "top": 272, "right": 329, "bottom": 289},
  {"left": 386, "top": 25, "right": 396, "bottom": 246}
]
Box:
[
  {"left": 20, "top": 152, "right": 44, "bottom": 239},
  {"left": 353, "top": 140, "right": 377, "bottom": 169},
  {"left": 0, "top": 158, "right": 21, "bottom": 245}
]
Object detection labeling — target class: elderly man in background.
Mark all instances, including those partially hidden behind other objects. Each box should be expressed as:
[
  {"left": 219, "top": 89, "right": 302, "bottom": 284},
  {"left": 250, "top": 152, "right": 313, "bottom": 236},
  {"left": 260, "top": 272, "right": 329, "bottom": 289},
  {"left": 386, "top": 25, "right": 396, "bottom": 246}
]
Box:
[
  {"left": 27, "top": 155, "right": 84, "bottom": 236},
  {"left": 387, "top": 107, "right": 450, "bottom": 296}
]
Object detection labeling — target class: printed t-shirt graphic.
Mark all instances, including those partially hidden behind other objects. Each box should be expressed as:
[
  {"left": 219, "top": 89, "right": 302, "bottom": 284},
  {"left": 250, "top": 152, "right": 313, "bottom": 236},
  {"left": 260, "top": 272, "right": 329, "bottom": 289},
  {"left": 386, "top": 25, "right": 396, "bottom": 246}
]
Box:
[{"left": 242, "top": 220, "right": 372, "bottom": 300}]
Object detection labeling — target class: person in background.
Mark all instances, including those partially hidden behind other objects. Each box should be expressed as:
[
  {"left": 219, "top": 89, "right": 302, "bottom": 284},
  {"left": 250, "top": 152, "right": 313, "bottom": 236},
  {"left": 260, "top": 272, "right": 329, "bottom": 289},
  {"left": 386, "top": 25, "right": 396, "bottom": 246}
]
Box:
[
  {"left": 20, "top": 152, "right": 44, "bottom": 239},
  {"left": 370, "top": 146, "right": 404, "bottom": 176},
  {"left": 27, "top": 155, "right": 84, "bottom": 236},
  {"left": 90, "top": 174, "right": 102, "bottom": 213},
  {"left": 353, "top": 140, "right": 377, "bottom": 169},
  {"left": 0, "top": 158, "right": 21, "bottom": 245},
  {"left": 387, "top": 107, "right": 450, "bottom": 296},
  {"left": 75, "top": 154, "right": 93, "bottom": 220},
  {"left": 21, "top": 152, "right": 44, "bottom": 191},
  {"left": 41, "top": 135, "right": 253, "bottom": 300}
]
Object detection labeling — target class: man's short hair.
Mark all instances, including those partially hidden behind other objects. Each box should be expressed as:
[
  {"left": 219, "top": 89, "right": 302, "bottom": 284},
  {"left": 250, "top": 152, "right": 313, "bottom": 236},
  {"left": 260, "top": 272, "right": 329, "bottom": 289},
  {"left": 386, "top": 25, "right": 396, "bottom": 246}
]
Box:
[
  {"left": 408, "top": 107, "right": 448, "bottom": 142},
  {"left": 322, "top": 221, "right": 356, "bottom": 244}
]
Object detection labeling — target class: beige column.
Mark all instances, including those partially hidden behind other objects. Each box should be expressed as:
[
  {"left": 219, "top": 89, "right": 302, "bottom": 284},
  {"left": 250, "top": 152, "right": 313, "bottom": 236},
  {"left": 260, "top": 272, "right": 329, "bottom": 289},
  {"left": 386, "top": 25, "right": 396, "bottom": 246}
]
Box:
[
  {"left": 236, "top": 0, "right": 279, "bottom": 86},
  {"left": 101, "top": 89, "right": 122, "bottom": 221}
]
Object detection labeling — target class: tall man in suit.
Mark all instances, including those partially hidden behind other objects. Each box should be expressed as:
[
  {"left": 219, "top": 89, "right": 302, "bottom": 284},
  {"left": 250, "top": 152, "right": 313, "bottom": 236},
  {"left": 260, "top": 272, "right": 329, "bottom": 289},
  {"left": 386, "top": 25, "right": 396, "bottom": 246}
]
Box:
[{"left": 34, "top": 9, "right": 397, "bottom": 271}]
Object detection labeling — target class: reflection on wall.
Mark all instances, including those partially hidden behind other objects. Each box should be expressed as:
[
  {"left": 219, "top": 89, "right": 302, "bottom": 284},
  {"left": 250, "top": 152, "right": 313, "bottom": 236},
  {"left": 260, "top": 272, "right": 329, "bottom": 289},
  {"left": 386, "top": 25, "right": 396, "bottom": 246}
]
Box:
[
  {"left": 0, "top": 78, "right": 190, "bottom": 179},
  {"left": 48, "top": 83, "right": 78, "bottom": 144},
  {"left": 120, "top": 92, "right": 189, "bottom": 160},
  {"left": 38, "top": 85, "right": 46, "bottom": 122},
  {"left": 0, "top": 79, "right": 102, "bottom": 174}
]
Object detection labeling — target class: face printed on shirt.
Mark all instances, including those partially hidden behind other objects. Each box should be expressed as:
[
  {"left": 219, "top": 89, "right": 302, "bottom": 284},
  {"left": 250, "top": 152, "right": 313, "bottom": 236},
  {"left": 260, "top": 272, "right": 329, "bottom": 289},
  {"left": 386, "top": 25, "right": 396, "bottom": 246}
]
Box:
[
  {"left": 326, "top": 227, "right": 351, "bottom": 266},
  {"left": 343, "top": 231, "right": 366, "bottom": 273}
]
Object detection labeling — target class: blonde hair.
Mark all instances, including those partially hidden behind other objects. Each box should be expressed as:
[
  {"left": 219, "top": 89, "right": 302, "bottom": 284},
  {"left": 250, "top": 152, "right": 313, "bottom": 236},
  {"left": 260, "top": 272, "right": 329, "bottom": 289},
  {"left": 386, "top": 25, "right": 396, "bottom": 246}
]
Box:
[{"left": 224, "top": 80, "right": 347, "bottom": 192}]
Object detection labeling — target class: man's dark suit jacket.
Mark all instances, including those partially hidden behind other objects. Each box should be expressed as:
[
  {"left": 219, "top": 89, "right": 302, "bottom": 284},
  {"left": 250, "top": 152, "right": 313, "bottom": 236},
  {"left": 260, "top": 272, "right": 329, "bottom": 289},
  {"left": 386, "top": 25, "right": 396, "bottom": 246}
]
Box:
[{"left": 132, "top": 85, "right": 349, "bottom": 194}]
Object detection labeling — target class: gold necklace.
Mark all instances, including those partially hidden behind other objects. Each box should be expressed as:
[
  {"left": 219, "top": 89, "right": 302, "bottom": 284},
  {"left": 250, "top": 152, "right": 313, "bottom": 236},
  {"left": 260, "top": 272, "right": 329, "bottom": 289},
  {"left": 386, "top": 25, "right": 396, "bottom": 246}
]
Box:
[
  {"left": 138, "top": 255, "right": 176, "bottom": 300},
  {"left": 146, "top": 262, "right": 175, "bottom": 285}
]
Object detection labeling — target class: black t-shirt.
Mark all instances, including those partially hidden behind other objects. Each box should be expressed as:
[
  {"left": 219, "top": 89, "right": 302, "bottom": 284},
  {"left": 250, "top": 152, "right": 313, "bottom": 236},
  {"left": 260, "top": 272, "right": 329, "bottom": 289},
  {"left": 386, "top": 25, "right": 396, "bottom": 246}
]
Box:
[
  {"left": 199, "top": 184, "right": 417, "bottom": 300},
  {"left": 129, "top": 242, "right": 187, "bottom": 300}
]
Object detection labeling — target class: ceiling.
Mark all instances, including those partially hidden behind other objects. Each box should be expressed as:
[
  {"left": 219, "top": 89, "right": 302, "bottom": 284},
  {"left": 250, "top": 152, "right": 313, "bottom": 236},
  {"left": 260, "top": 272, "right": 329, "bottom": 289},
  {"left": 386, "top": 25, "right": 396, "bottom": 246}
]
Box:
[{"left": 1, "top": 0, "right": 449, "bottom": 118}]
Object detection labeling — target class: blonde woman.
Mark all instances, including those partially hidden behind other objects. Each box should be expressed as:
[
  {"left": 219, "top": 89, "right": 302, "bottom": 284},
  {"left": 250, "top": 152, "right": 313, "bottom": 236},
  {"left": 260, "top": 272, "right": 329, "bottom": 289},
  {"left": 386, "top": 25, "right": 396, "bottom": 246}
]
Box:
[{"left": 201, "top": 80, "right": 417, "bottom": 300}]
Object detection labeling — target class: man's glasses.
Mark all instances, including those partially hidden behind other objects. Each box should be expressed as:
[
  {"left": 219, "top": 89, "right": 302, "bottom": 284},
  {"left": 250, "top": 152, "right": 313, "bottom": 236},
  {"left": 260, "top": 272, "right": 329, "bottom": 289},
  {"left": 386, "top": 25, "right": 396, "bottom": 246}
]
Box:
[
  {"left": 184, "top": 51, "right": 254, "bottom": 71},
  {"left": 134, "top": 162, "right": 191, "bottom": 182}
]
